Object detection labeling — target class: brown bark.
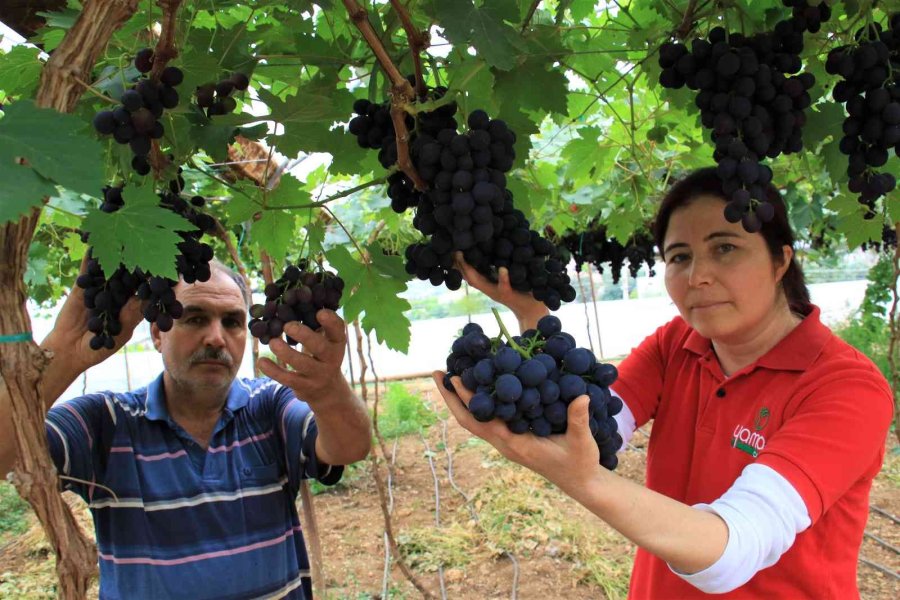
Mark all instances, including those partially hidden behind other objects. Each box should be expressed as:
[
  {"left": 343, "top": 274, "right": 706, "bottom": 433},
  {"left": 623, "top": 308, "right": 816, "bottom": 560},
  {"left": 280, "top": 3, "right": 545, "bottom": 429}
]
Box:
[{"left": 1, "top": 2, "right": 140, "bottom": 598}]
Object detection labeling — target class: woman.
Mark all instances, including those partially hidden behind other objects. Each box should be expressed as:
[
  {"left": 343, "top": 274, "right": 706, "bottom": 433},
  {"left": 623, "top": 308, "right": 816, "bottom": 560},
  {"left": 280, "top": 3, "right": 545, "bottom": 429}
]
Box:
[{"left": 433, "top": 167, "right": 893, "bottom": 598}]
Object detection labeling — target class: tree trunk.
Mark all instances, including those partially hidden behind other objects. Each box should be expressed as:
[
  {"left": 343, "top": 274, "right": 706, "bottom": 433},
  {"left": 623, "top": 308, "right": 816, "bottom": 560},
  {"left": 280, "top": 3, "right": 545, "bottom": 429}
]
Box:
[{"left": 0, "top": 1, "right": 139, "bottom": 597}]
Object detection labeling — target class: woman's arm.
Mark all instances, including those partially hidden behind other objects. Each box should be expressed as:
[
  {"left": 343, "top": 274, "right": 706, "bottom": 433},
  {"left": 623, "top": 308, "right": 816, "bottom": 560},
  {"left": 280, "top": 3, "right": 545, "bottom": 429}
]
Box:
[{"left": 434, "top": 372, "right": 729, "bottom": 572}]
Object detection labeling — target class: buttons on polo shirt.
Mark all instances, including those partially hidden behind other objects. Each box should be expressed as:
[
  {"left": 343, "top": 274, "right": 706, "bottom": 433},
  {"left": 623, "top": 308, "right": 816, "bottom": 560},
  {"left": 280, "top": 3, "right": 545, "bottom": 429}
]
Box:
[{"left": 716, "top": 388, "right": 726, "bottom": 398}]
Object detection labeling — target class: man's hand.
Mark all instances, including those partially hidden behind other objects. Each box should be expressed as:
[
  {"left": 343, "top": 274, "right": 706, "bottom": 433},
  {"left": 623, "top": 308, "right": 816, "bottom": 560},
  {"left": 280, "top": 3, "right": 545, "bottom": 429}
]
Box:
[
  {"left": 455, "top": 253, "right": 549, "bottom": 332},
  {"left": 258, "top": 310, "right": 371, "bottom": 465},
  {"left": 257, "top": 309, "right": 351, "bottom": 405},
  {"left": 43, "top": 267, "right": 144, "bottom": 373},
  {"left": 432, "top": 371, "right": 603, "bottom": 497}
]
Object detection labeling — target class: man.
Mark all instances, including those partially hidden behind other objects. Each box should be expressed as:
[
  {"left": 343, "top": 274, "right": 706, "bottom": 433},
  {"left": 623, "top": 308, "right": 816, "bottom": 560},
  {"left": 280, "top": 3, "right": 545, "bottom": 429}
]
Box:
[{"left": 0, "top": 260, "right": 371, "bottom": 599}]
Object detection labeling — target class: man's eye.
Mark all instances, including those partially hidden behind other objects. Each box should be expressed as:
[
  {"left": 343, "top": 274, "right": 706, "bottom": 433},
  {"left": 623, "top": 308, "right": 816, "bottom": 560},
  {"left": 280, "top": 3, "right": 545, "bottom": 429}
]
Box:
[
  {"left": 717, "top": 243, "right": 736, "bottom": 253},
  {"left": 669, "top": 253, "right": 689, "bottom": 264}
]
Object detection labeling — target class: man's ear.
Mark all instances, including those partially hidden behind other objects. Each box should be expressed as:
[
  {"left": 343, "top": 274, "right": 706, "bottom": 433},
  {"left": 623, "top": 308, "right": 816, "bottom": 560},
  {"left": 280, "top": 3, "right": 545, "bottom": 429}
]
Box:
[{"left": 150, "top": 323, "right": 162, "bottom": 352}]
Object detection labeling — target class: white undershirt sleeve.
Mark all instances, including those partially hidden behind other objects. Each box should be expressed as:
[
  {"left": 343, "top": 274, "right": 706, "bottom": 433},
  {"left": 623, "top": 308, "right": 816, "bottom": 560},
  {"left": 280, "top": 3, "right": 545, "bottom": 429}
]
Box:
[
  {"left": 609, "top": 387, "right": 636, "bottom": 450},
  {"left": 670, "top": 463, "right": 812, "bottom": 593}
]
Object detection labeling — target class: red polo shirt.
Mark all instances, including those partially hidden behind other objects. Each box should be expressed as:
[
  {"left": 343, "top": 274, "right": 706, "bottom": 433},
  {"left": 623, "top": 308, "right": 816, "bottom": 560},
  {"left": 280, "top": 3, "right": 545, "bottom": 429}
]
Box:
[{"left": 614, "top": 305, "right": 893, "bottom": 599}]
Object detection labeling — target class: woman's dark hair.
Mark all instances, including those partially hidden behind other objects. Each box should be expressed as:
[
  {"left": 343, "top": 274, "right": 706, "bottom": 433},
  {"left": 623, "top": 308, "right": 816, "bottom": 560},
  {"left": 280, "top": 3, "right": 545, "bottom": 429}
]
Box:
[{"left": 652, "top": 167, "right": 811, "bottom": 314}]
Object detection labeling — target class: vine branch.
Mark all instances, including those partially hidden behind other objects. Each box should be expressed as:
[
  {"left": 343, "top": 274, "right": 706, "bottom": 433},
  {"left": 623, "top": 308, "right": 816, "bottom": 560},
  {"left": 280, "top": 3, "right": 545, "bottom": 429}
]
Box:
[
  {"left": 521, "top": 0, "right": 541, "bottom": 33},
  {"left": 341, "top": 0, "right": 427, "bottom": 190},
  {"left": 147, "top": 0, "right": 184, "bottom": 176},
  {"left": 389, "top": 0, "right": 430, "bottom": 98}
]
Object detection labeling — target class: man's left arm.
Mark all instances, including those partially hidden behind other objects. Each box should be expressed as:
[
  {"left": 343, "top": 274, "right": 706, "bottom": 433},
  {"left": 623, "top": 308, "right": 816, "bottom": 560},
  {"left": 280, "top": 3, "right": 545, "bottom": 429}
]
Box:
[{"left": 258, "top": 309, "right": 371, "bottom": 466}]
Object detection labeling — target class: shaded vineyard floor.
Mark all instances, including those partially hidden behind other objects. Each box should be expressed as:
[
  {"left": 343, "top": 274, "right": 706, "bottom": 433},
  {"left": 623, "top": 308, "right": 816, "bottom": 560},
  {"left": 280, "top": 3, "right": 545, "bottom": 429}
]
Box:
[{"left": 1, "top": 380, "right": 898, "bottom": 599}]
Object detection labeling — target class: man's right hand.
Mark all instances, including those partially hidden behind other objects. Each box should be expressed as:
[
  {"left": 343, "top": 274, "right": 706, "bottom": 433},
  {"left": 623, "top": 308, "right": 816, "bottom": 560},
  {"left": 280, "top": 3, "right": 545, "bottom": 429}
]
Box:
[
  {"left": 454, "top": 252, "right": 550, "bottom": 332},
  {"left": 42, "top": 271, "right": 144, "bottom": 373}
]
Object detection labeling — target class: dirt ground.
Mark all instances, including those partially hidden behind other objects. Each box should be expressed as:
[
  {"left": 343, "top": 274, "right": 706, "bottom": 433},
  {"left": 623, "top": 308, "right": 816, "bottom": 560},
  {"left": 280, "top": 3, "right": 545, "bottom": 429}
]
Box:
[{"left": 1, "top": 380, "right": 898, "bottom": 599}]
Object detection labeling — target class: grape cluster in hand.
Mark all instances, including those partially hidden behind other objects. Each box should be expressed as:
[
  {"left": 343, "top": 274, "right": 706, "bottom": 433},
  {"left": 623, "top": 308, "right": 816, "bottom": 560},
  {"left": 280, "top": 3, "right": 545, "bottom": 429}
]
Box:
[
  {"left": 77, "top": 257, "right": 144, "bottom": 350},
  {"left": 658, "top": 3, "right": 828, "bottom": 232},
  {"left": 555, "top": 221, "right": 656, "bottom": 284},
  {"left": 444, "top": 315, "right": 623, "bottom": 470},
  {"left": 349, "top": 79, "right": 576, "bottom": 309},
  {"left": 248, "top": 261, "right": 345, "bottom": 345},
  {"left": 92, "top": 48, "right": 183, "bottom": 175},
  {"left": 195, "top": 72, "right": 250, "bottom": 117},
  {"left": 826, "top": 15, "right": 900, "bottom": 219}
]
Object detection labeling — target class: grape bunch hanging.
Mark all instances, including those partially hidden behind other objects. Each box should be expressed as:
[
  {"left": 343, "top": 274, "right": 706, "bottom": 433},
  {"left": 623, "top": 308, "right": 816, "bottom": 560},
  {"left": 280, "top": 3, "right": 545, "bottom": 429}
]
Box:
[
  {"left": 555, "top": 222, "right": 657, "bottom": 284},
  {"left": 348, "top": 77, "right": 576, "bottom": 310},
  {"left": 658, "top": 1, "right": 829, "bottom": 232},
  {"left": 248, "top": 261, "right": 345, "bottom": 345},
  {"left": 826, "top": 15, "right": 900, "bottom": 219},
  {"left": 78, "top": 182, "right": 217, "bottom": 349},
  {"left": 444, "top": 315, "right": 623, "bottom": 470},
  {"left": 92, "top": 48, "right": 183, "bottom": 176},
  {"left": 195, "top": 72, "right": 251, "bottom": 117}
]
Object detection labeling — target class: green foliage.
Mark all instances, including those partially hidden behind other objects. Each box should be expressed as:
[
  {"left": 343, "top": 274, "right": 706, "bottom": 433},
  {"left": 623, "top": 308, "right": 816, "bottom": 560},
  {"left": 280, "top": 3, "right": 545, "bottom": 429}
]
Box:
[
  {"left": 0, "top": 481, "right": 30, "bottom": 540},
  {"left": 4, "top": 0, "right": 900, "bottom": 348},
  {"left": 0, "top": 100, "right": 104, "bottom": 224},
  {"left": 834, "top": 255, "right": 895, "bottom": 384},
  {"left": 375, "top": 382, "right": 437, "bottom": 439}
]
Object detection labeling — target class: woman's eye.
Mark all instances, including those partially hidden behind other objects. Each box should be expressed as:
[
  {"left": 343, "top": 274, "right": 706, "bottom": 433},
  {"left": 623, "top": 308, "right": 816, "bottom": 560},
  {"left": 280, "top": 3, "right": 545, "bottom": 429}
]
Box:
[
  {"left": 669, "top": 253, "right": 689, "bottom": 264},
  {"left": 717, "top": 243, "right": 736, "bottom": 253}
]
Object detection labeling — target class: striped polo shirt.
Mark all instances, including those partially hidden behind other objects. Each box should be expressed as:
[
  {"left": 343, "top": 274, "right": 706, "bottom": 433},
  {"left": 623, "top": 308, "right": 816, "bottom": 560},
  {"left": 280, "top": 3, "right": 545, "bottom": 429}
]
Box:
[{"left": 44, "top": 373, "right": 342, "bottom": 600}]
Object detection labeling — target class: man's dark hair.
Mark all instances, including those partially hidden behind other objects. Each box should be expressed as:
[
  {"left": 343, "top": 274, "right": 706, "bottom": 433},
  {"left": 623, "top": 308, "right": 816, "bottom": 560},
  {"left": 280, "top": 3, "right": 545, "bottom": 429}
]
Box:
[{"left": 652, "top": 167, "right": 811, "bottom": 315}]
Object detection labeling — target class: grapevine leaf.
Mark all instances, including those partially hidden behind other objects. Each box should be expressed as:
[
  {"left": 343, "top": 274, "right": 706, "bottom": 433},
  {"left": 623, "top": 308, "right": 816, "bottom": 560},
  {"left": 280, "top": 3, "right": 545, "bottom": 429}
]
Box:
[
  {"left": 251, "top": 209, "right": 296, "bottom": 265},
  {"left": 0, "top": 46, "right": 43, "bottom": 98},
  {"left": 326, "top": 244, "right": 411, "bottom": 353},
  {"left": 493, "top": 59, "right": 569, "bottom": 116},
  {"left": 81, "top": 186, "right": 196, "bottom": 279},
  {"left": 430, "top": 0, "right": 525, "bottom": 71},
  {"left": 0, "top": 100, "right": 104, "bottom": 208}
]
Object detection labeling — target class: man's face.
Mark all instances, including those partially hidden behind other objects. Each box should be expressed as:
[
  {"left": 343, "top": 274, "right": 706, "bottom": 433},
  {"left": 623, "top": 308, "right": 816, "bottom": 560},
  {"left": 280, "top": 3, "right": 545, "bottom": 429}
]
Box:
[{"left": 151, "top": 270, "right": 248, "bottom": 395}]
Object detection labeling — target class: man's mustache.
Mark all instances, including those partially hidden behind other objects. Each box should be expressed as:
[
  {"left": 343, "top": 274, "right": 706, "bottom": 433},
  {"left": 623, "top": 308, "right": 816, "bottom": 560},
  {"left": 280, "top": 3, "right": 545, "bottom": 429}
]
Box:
[{"left": 190, "top": 347, "right": 234, "bottom": 366}]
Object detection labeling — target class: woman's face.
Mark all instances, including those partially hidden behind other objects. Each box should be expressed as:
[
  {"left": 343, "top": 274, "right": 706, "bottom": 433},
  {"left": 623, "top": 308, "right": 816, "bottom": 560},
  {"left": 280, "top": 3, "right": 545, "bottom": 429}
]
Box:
[{"left": 662, "top": 195, "right": 792, "bottom": 343}]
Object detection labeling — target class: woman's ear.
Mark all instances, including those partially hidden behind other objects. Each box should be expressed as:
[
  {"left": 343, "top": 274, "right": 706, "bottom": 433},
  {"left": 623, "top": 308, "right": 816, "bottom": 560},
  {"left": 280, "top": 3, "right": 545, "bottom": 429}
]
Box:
[{"left": 774, "top": 244, "right": 794, "bottom": 283}]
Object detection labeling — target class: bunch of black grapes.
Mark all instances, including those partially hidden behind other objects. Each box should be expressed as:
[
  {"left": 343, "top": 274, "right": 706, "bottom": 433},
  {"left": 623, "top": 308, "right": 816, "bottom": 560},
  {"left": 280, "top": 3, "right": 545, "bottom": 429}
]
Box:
[
  {"left": 92, "top": 48, "right": 183, "bottom": 175},
  {"left": 556, "top": 222, "right": 657, "bottom": 284},
  {"left": 826, "top": 15, "right": 900, "bottom": 219},
  {"left": 444, "top": 315, "right": 623, "bottom": 470},
  {"left": 658, "top": 2, "right": 830, "bottom": 232},
  {"left": 348, "top": 78, "right": 576, "bottom": 309},
  {"left": 78, "top": 180, "right": 217, "bottom": 348},
  {"left": 248, "top": 261, "right": 345, "bottom": 345},
  {"left": 195, "top": 72, "right": 251, "bottom": 117}
]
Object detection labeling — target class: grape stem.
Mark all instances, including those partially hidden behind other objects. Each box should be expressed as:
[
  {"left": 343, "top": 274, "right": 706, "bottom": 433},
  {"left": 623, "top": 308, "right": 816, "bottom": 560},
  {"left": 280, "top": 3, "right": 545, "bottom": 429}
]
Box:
[{"left": 491, "top": 307, "right": 529, "bottom": 359}]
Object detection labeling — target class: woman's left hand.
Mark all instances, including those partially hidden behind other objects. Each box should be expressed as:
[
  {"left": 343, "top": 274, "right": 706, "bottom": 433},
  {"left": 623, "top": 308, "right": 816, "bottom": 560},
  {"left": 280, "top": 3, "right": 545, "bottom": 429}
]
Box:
[{"left": 432, "top": 371, "right": 603, "bottom": 495}]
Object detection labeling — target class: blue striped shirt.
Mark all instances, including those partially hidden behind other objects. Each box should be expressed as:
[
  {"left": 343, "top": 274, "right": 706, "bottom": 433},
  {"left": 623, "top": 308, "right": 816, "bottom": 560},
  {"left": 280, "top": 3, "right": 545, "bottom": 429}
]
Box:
[{"left": 45, "top": 374, "right": 342, "bottom": 600}]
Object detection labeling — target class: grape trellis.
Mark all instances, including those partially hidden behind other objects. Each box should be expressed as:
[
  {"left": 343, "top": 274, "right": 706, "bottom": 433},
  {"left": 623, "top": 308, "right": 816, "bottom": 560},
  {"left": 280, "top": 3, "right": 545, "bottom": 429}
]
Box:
[{"left": 1, "top": 0, "right": 899, "bottom": 596}]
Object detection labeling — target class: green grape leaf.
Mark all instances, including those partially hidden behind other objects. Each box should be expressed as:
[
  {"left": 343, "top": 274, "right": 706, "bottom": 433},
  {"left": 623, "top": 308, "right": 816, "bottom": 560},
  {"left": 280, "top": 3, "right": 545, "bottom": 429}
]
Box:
[
  {"left": 326, "top": 244, "right": 411, "bottom": 353},
  {"left": 0, "top": 100, "right": 105, "bottom": 223},
  {"left": 430, "top": 0, "right": 525, "bottom": 71},
  {"left": 0, "top": 46, "right": 43, "bottom": 98},
  {"left": 81, "top": 186, "right": 196, "bottom": 278},
  {"left": 251, "top": 209, "right": 297, "bottom": 265}
]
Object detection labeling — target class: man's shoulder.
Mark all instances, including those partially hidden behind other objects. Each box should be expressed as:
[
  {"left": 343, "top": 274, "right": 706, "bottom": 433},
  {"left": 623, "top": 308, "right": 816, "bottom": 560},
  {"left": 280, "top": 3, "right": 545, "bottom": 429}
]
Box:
[{"left": 49, "top": 387, "right": 150, "bottom": 421}]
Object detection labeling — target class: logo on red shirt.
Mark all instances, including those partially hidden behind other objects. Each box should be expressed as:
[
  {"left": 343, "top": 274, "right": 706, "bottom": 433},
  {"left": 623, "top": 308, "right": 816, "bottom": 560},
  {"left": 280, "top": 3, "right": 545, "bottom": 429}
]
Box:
[{"left": 731, "top": 407, "right": 769, "bottom": 458}]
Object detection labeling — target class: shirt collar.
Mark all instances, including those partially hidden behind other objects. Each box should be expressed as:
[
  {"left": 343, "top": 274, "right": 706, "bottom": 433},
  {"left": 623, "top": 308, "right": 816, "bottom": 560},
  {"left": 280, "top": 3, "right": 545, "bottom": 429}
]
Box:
[
  {"left": 682, "top": 305, "right": 830, "bottom": 372},
  {"left": 144, "top": 373, "right": 250, "bottom": 422}
]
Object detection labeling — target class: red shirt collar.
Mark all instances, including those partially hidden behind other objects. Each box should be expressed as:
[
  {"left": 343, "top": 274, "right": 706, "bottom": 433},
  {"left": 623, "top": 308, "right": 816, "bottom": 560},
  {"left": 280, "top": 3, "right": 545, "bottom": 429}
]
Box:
[{"left": 682, "top": 305, "right": 831, "bottom": 372}]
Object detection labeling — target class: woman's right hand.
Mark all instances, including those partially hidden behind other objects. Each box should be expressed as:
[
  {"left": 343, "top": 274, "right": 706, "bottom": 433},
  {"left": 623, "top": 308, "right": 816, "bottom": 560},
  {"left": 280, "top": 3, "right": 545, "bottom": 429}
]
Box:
[{"left": 454, "top": 253, "right": 549, "bottom": 332}]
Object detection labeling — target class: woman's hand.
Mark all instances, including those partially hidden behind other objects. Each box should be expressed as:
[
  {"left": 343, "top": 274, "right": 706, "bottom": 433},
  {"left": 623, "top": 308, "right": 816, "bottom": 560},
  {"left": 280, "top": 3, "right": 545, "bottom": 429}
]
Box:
[
  {"left": 432, "top": 371, "right": 603, "bottom": 497},
  {"left": 454, "top": 253, "right": 549, "bottom": 332}
]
